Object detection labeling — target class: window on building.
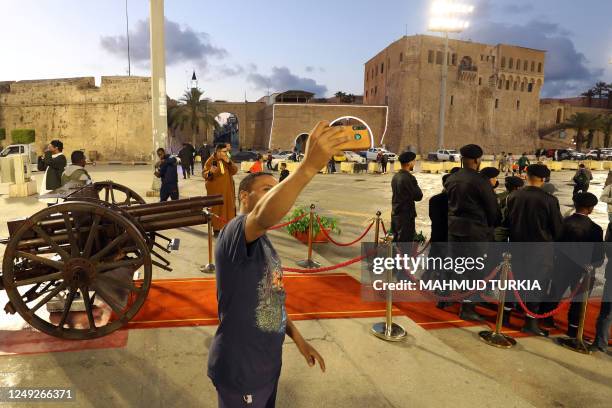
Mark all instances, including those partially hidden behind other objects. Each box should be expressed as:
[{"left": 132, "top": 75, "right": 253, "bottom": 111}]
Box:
[
  {"left": 509, "top": 58, "right": 514, "bottom": 69},
  {"left": 486, "top": 55, "right": 490, "bottom": 61},
  {"left": 375, "top": 86, "right": 378, "bottom": 95},
  {"left": 516, "top": 100, "right": 520, "bottom": 110},
  {"left": 528, "top": 83, "right": 533, "bottom": 92},
  {"left": 371, "top": 88, "right": 374, "bottom": 96},
  {"left": 478, "top": 77, "right": 482, "bottom": 86},
  {"left": 381, "top": 63, "right": 384, "bottom": 74},
  {"left": 556, "top": 108, "right": 563, "bottom": 124},
  {"left": 514, "top": 81, "right": 518, "bottom": 91},
  {"left": 531, "top": 61, "right": 535, "bottom": 71},
  {"left": 366, "top": 90, "right": 368, "bottom": 98},
  {"left": 506, "top": 80, "right": 510, "bottom": 90},
  {"left": 400, "top": 52, "right": 403, "bottom": 63},
  {"left": 501, "top": 56, "right": 506, "bottom": 68},
  {"left": 436, "top": 51, "right": 443, "bottom": 64},
  {"left": 491, "top": 56, "right": 495, "bottom": 65},
  {"left": 495, "top": 99, "right": 499, "bottom": 109},
  {"left": 452, "top": 53, "right": 457, "bottom": 65},
  {"left": 521, "top": 82, "right": 525, "bottom": 92},
  {"left": 523, "top": 60, "right": 528, "bottom": 71},
  {"left": 498, "top": 79, "right": 503, "bottom": 89},
  {"left": 428, "top": 50, "right": 434, "bottom": 64},
  {"left": 538, "top": 62, "right": 542, "bottom": 73},
  {"left": 516, "top": 59, "right": 521, "bottom": 71},
  {"left": 366, "top": 71, "right": 369, "bottom": 81},
  {"left": 450, "top": 95, "right": 454, "bottom": 105}
]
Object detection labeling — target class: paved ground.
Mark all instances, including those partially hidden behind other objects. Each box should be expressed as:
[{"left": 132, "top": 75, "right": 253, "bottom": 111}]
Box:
[{"left": 0, "top": 163, "right": 611, "bottom": 407}]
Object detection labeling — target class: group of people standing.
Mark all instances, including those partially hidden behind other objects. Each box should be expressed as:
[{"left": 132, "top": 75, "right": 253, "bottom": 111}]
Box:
[{"left": 391, "top": 143, "right": 611, "bottom": 354}]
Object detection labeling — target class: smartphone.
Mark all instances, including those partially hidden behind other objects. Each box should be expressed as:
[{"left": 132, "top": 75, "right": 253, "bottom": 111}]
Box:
[{"left": 333, "top": 125, "right": 372, "bottom": 151}]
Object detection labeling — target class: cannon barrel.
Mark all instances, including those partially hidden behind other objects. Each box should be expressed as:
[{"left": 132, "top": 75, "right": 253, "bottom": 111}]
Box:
[{"left": 124, "top": 195, "right": 223, "bottom": 217}]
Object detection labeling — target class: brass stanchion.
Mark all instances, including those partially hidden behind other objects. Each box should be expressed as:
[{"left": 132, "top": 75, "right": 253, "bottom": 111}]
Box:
[
  {"left": 371, "top": 237, "right": 407, "bottom": 341},
  {"left": 296, "top": 204, "right": 321, "bottom": 269},
  {"left": 201, "top": 209, "right": 215, "bottom": 273},
  {"left": 374, "top": 211, "right": 382, "bottom": 248},
  {"left": 479, "top": 252, "right": 517, "bottom": 348},
  {"left": 557, "top": 265, "right": 593, "bottom": 354}
]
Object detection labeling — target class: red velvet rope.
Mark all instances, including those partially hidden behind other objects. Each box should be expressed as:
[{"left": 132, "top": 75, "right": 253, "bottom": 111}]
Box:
[
  {"left": 381, "top": 220, "right": 388, "bottom": 235},
  {"left": 509, "top": 269, "right": 585, "bottom": 319},
  {"left": 315, "top": 216, "right": 374, "bottom": 246}
]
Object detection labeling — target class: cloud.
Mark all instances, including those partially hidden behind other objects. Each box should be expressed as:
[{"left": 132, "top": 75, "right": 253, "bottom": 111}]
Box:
[
  {"left": 305, "top": 66, "right": 315, "bottom": 73},
  {"left": 500, "top": 4, "right": 534, "bottom": 14},
  {"left": 217, "top": 64, "right": 245, "bottom": 77},
  {"left": 247, "top": 66, "right": 328, "bottom": 96},
  {"left": 464, "top": 1, "right": 603, "bottom": 97},
  {"left": 100, "top": 18, "right": 226, "bottom": 68}
]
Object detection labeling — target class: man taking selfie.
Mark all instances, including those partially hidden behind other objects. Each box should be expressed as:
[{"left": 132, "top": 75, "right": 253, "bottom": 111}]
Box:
[{"left": 207, "top": 121, "right": 351, "bottom": 407}]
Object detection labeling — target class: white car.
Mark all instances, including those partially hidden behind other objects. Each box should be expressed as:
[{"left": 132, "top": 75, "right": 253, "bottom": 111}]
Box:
[
  {"left": 365, "top": 148, "right": 397, "bottom": 162},
  {"left": 585, "top": 149, "right": 612, "bottom": 160},
  {"left": 272, "top": 150, "right": 294, "bottom": 160},
  {"left": 428, "top": 149, "right": 461, "bottom": 161},
  {"left": 343, "top": 151, "right": 366, "bottom": 164}
]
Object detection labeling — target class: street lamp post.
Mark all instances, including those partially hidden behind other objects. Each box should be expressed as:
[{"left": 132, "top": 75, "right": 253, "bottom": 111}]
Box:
[{"left": 428, "top": 1, "right": 474, "bottom": 150}]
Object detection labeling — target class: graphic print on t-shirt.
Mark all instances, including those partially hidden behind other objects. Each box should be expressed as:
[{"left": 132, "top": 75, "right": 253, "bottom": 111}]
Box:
[{"left": 255, "top": 240, "right": 287, "bottom": 333}]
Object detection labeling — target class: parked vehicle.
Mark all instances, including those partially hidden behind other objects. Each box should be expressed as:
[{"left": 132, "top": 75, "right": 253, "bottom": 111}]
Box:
[
  {"left": 427, "top": 149, "right": 461, "bottom": 162},
  {"left": 343, "top": 151, "right": 366, "bottom": 164},
  {"left": 585, "top": 149, "right": 612, "bottom": 160},
  {"left": 231, "top": 150, "right": 259, "bottom": 163},
  {"left": 364, "top": 148, "right": 397, "bottom": 162},
  {"left": 566, "top": 149, "right": 586, "bottom": 160},
  {"left": 272, "top": 150, "right": 294, "bottom": 160},
  {"left": 0, "top": 143, "right": 40, "bottom": 172}
]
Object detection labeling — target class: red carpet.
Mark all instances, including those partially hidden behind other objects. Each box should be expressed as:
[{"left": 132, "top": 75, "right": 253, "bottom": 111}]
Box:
[{"left": 128, "top": 273, "right": 402, "bottom": 329}]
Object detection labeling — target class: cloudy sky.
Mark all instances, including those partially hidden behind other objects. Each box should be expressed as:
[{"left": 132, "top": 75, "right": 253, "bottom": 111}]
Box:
[{"left": 1, "top": 0, "right": 611, "bottom": 101}]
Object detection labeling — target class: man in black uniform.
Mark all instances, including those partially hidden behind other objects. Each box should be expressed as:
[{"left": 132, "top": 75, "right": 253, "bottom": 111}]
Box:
[
  {"left": 592, "top": 223, "right": 612, "bottom": 353},
  {"left": 480, "top": 167, "right": 500, "bottom": 190},
  {"left": 391, "top": 151, "right": 422, "bottom": 242},
  {"left": 505, "top": 164, "right": 563, "bottom": 336},
  {"left": 546, "top": 192, "right": 604, "bottom": 336},
  {"left": 445, "top": 144, "right": 500, "bottom": 320},
  {"left": 494, "top": 176, "right": 524, "bottom": 242}
]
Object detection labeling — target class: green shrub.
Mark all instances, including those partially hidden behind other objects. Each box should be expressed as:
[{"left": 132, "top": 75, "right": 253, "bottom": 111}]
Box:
[
  {"left": 11, "top": 129, "right": 35, "bottom": 144},
  {"left": 285, "top": 206, "right": 341, "bottom": 236},
  {"left": 0, "top": 128, "right": 6, "bottom": 141}
]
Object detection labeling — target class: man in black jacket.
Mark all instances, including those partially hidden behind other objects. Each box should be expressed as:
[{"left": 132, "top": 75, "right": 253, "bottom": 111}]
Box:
[
  {"left": 546, "top": 192, "right": 604, "bottom": 337},
  {"left": 505, "top": 164, "right": 563, "bottom": 336},
  {"left": 40, "top": 139, "right": 67, "bottom": 206},
  {"left": 178, "top": 143, "right": 194, "bottom": 179},
  {"left": 391, "top": 151, "right": 422, "bottom": 242},
  {"left": 444, "top": 144, "right": 500, "bottom": 321},
  {"left": 593, "top": 223, "right": 612, "bottom": 353},
  {"left": 155, "top": 148, "right": 179, "bottom": 202}
]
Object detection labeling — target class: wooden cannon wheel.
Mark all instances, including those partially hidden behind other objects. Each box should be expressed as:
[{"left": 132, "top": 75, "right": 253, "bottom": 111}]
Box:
[
  {"left": 92, "top": 181, "right": 146, "bottom": 206},
  {"left": 1, "top": 201, "right": 152, "bottom": 340}
]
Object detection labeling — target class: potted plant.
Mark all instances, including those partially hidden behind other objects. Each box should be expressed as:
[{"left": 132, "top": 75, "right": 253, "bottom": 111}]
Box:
[{"left": 285, "top": 206, "right": 340, "bottom": 244}]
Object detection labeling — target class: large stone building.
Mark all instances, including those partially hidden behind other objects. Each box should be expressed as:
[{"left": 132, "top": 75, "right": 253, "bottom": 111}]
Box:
[
  {"left": 0, "top": 76, "right": 152, "bottom": 161},
  {"left": 364, "top": 35, "right": 546, "bottom": 154}
]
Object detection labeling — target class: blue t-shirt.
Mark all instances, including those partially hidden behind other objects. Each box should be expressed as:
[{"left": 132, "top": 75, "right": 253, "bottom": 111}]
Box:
[{"left": 207, "top": 215, "right": 287, "bottom": 393}]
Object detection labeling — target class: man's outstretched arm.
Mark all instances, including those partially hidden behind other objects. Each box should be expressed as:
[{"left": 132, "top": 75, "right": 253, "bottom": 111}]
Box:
[
  {"left": 244, "top": 121, "right": 350, "bottom": 243},
  {"left": 286, "top": 318, "right": 325, "bottom": 372}
]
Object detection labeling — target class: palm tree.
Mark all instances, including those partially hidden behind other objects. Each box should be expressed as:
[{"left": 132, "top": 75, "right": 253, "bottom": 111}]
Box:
[
  {"left": 599, "top": 114, "right": 612, "bottom": 148},
  {"left": 562, "top": 112, "right": 600, "bottom": 152},
  {"left": 168, "top": 88, "right": 218, "bottom": 146}
]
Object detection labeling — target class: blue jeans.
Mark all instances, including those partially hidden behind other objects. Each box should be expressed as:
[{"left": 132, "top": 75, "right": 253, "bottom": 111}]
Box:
[{"left": 594, "top": 278, "right": 612, "bottom": 350}]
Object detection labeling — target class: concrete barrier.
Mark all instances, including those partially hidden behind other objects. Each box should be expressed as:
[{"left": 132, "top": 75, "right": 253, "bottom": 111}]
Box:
[
  {"left": 443, "top": 162, "right": 461, "bottom": 172},
  {"left": 562, "top": 161, "right": 578, "bottom": 170},
  {"left": 603, "top": 161, "right": 612, "bottom": 170},
  {"left": 240, "top": 161, "right": 254, "bottom": 172},
  {"left": 421, "top": 162, "right": 444, "bottom": 174},
  {"left": 368, "top": 162, "right": 380, "bottom": 174},
  {"left": 286, "top": 162, "right": 300, "bottom": 173},
  {"left": 547, "top": 161, "right": 562, "bottom": 171},
  {"left": 584, "top": 160, "right": 604, "bottom": 171},
  {"left": 340, "top": 162, "right": 355, "bottom": 173}
]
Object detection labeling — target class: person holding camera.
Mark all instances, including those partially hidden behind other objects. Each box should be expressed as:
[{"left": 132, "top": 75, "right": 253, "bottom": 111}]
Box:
[
  {"left": 207, "top": 120, "right": 351, "bottom": 407},
  {"left": 203, "top": 144, "right": 238, "bottom": 235},
  {"left": 39, "top": 139, "right": 67, "bottom": 206}
]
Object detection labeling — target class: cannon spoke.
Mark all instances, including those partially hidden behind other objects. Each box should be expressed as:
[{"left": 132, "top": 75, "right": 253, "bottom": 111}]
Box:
[
  {"left": 83, "top": 214, "right": 101, "bottom": 258},
  {"left": 32, "top": 225, "right": 70, "bottom": 261},
  {"left": 80, "top": 287, "right": 96, "bottom": 331},
  {"left": 57, "top": 286, "right": 78, "bottom": 330},
  {"left": 96, "top": 258, "right": 143, "bottom": 273},
  {"left": 90, "top": 231, "right": 129, "bottom": 263},
  {"left": 15, "top": 271, "right": 64, "bottom": 287},
  {"left": 16, "top": 251, "right": 64, "bottom": 271},
  {"left": 110, "top": 184, "right": 116, "bottom": 204},
  {"left": 29, "top": 281, "right": 68, "bottom": 314},
  {"left": 94, "top": 286, "right": 127, "bottom": 323},
  {"left": 96, "top": 273, "right": 142, "bottom": 294}
]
